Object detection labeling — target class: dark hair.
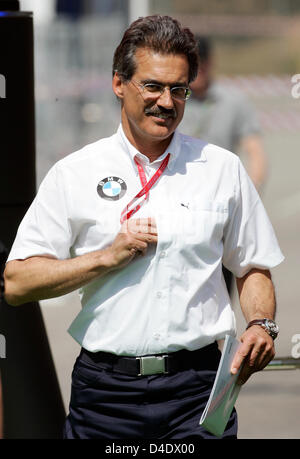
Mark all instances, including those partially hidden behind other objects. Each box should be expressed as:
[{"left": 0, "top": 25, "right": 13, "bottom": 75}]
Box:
[
  {"left": 113, "top": 15, "right": 198, "bottom": 83},
  {"left": 194, "top": 35, "right": 212, "bottom": 62}
]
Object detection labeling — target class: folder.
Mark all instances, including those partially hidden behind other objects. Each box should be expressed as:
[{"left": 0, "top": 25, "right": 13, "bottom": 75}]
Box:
[{"left": 199, "top": 335, "right": 242, "bottom": 437}]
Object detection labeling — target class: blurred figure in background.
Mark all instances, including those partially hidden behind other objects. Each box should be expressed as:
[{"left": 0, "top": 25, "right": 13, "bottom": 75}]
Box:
[
  {"left": 56, "top": 0, "right": 82, "bottom": 19},
  {"left": 55, "top": 0, "right": 83, "bottom": 69},
  {"left": 181, "top": 36, "right": 268, "bottom": 295},
  {"left": 182, "top": 36, "right": 267, "bottom": 191}
]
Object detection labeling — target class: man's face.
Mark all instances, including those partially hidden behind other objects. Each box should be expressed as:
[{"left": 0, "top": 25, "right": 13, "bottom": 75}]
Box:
[{"left": 113, "top": 47, "right": 190, "bottom": 144}]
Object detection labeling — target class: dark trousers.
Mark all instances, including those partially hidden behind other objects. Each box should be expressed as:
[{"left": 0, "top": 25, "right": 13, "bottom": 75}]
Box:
[{"left": 63, "top": 343, "right": 237, "bottom": 439}]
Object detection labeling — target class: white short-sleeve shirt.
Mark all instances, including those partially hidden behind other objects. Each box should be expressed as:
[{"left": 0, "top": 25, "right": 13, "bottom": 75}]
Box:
[{"left": 7, "top": 125, "right": 284, "bottom": 355}]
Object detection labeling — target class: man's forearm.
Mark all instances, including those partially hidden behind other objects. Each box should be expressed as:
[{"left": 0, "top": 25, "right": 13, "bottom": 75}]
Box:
[
  {"left": 4, "top": 249, "right": 113, "bottom": 306},
  {"left": 232, "top": 268, "right": 276, "bottom": 383},
  {"left": 4, "top": 218, "right": 158, "bottom": 306},
  {"left": 236, "top": 268, "right": 276, "bottom": 322}
]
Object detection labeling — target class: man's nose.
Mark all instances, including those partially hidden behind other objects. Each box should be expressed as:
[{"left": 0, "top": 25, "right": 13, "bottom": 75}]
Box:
[{"left": 157, "top": 87, "right": 174, "bottom": 109}]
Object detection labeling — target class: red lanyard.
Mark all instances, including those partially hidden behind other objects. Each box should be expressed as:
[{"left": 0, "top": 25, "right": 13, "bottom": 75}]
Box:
[{"left": 120, "top": 153, "right": 170, "bottom": 224}]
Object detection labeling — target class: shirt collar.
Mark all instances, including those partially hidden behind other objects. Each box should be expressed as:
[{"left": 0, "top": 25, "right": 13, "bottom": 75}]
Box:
[{"left": 117, "top": 124, "right": 181, "bottom": 173}]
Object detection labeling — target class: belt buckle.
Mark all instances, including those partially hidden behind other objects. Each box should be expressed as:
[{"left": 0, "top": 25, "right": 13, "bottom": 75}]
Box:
[{"left": 136, "top": 355, "right": 168, "bottom": 376}]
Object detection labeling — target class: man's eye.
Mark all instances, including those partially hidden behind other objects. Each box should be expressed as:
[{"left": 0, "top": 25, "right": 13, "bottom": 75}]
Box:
[
  {"left": 171, "top": 87, "right": 186, "bottom": 98},
  {"left": 144, "top": 84, "right": 162, "bottom": 93}
]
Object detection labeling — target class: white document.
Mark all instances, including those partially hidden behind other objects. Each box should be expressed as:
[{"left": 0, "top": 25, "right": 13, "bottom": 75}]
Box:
[{"left": 199, "top": 335, "right": 242, "bottom": 437}]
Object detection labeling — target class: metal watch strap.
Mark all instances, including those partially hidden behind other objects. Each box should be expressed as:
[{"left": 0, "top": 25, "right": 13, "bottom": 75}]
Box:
[{"left": 246, "top": 318, "right": 278, "bottom": 339}]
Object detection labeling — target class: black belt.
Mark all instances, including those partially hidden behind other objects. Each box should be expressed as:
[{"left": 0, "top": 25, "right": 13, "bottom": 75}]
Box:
[{"left": 79, "top": 342, "right": 219, "bottom": 377}]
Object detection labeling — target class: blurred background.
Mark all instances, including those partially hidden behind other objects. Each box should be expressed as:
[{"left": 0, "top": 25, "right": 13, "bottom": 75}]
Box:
[{"left": 9, "top": 0, "right": 300, "bottom": 438}]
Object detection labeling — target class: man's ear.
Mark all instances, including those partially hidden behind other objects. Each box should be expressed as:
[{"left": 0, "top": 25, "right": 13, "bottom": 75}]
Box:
[{"left": 112, "top": 72, "right": 124, "bottom": 99}]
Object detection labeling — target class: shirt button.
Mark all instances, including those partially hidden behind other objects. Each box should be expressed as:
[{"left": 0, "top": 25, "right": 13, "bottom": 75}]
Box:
[
  {"left": 156, "top": 291, "right": 162, "bottom": 299},
  {"left": 153, "top": 333, "right": 160, "bottom": 340},
  {"left": 160, "top": 251, "right": 166, "bottom": 258}
]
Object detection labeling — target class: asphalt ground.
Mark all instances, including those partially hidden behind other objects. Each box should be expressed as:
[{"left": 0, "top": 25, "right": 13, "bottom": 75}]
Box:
[{"left": 39, "top": 129, "right": 300, "bottom": 439}]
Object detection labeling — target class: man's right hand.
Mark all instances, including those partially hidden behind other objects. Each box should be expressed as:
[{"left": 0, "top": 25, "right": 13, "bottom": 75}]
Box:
[{"left": 106, "top": 217, "right": 158, "bottom": 270}]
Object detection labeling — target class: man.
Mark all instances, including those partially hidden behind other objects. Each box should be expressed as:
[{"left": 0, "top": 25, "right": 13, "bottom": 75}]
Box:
[
  {"left": 180, "top": 36, "right": 269, "bottom": 295},
  {"left": 4, "top": 16, "right": 283, "bottom": 439}
]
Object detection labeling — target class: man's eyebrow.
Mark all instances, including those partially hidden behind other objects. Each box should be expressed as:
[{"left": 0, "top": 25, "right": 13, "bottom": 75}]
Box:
[{"left": 140, "top": 78, "right": 188, "bottom": 87}]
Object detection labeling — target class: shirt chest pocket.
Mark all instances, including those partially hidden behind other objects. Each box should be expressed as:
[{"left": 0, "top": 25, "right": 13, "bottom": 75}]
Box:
[{"left": 164, "top": 199, "right": 228, "bottom": 249}]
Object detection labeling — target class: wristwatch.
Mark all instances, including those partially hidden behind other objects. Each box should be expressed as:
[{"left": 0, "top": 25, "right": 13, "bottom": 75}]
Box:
[{"left": 246, "top": 318, "right": 279, "bottom": 340}]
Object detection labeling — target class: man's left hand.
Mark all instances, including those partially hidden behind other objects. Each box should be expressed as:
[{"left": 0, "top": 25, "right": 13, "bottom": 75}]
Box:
[{"left": 230, "top": 325, "right": 275, "bottom": 385}]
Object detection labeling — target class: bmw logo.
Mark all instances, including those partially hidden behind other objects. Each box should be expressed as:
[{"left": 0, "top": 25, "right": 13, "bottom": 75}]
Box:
[{"left": 97, "top": 176, "right": 127, "bottom": 201}]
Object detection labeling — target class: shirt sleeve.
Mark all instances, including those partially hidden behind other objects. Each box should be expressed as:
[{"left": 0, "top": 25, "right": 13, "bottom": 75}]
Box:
[
  {"left": 222, "top": 158, "right": 284, "bottom": 278},
  {"left": 7, "top": 163, "right": 72, "bottom": 262}
]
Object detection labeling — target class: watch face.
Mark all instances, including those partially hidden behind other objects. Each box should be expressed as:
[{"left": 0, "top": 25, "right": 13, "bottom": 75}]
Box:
[{"left": 265, "top": 319, "right": 279, "bottom": 337}]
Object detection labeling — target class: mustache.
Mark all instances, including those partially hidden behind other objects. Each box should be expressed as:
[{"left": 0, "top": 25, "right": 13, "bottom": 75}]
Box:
[{"left": 144, "top": 106, "right": 177, "bottom": 119}]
